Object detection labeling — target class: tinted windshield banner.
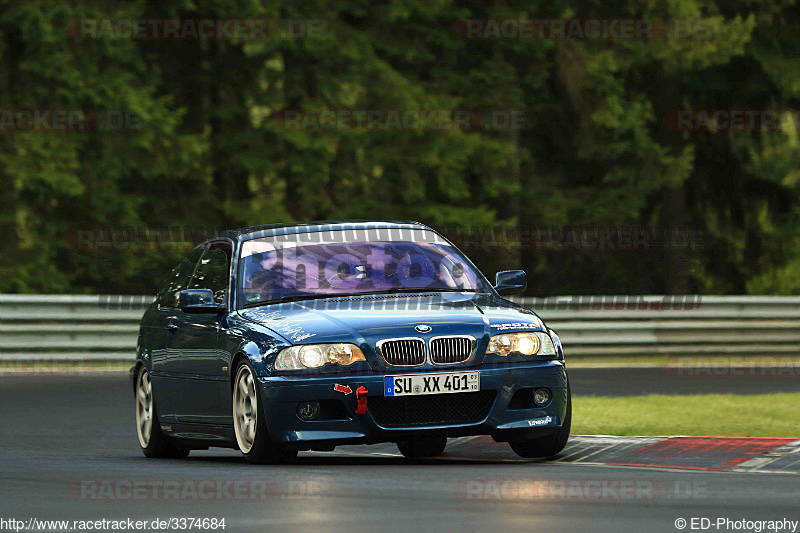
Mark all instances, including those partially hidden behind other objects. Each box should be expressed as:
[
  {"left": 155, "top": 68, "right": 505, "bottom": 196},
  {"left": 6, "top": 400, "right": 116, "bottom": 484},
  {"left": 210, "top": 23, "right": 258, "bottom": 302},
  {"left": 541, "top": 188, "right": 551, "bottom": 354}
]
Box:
[{"left": 240, "top": 229, "right": 489, "bottom": 305}]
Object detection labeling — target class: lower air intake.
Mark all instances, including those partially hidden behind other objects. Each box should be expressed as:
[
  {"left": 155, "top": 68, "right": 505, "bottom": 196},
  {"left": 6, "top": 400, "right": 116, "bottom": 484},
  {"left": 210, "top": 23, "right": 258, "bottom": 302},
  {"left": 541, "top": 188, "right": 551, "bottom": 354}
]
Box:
[{"left": 368, "top": 391, "right": 496, "bottom": 428}]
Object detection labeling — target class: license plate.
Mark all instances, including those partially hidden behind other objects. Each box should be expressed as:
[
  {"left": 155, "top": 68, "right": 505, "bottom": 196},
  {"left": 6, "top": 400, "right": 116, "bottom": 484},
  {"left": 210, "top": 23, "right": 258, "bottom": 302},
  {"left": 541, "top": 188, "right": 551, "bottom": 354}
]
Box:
[{"left": 384, "top": 371, "right": 479, "bottom": 397}]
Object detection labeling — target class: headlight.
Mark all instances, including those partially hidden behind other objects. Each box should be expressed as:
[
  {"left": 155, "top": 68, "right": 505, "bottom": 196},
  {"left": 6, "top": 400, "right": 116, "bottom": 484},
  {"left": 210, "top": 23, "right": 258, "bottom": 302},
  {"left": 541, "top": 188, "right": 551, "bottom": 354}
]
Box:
[
  {"left": 274, "top": 343, "right": 366, "bottom": 370},
  {"left": 486, "top": 332, "right": 556, "bottom": 357}
]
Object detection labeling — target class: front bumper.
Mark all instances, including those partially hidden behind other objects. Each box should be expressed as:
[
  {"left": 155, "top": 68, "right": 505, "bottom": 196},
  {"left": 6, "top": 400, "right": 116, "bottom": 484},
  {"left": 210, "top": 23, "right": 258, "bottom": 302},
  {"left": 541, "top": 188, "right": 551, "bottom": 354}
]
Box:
[{"left": 258, "top": 361, "right": 568, "bottom": 448}]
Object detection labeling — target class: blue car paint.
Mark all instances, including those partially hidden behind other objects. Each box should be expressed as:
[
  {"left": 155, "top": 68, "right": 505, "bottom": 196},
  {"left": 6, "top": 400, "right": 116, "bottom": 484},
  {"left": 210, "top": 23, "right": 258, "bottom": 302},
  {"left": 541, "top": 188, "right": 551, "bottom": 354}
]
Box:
[{"left": 132, "top": 221, "right": 569, "bottom": 450}]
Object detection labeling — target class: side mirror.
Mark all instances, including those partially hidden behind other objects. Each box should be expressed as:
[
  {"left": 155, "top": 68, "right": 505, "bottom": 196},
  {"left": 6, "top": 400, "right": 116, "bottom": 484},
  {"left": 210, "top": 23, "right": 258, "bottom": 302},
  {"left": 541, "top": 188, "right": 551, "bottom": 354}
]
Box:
[
  {"left": 179, "top": 289, "right": 225, "bottom": 313},
  {"left": 494, "top": 270, "right": 527, "bottom": 296}
]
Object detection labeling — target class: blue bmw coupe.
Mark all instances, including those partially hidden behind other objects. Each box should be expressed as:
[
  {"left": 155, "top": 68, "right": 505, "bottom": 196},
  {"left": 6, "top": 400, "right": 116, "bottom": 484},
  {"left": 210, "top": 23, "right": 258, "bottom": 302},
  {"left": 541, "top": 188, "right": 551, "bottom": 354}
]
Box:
[{"left": 132, "top": 221, "right": 570, "bottom": 463}]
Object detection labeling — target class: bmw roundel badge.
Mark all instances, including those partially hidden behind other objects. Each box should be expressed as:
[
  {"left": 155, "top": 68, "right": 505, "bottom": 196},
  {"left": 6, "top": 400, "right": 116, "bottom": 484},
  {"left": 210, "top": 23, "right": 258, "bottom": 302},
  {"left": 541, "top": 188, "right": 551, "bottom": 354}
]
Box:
[{"left": 415, "top": 324, "right": 432, "bottom": 333}]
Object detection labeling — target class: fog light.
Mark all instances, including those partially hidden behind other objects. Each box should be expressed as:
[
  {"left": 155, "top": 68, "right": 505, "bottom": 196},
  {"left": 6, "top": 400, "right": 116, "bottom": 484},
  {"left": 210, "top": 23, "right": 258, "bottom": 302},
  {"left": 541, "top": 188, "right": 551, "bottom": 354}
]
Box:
[
  {"left": 533, "top": 389, "right": 551, "bottom": 406},
  {"left": 297, "top": 401, "right": 320, "bottom": 420}
]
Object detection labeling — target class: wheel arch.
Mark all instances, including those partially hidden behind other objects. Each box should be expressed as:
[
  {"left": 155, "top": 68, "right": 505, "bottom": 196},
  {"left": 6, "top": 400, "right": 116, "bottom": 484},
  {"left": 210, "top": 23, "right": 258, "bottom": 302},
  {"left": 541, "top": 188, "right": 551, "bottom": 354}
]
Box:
[
  {"left": 230, "top": 352, "right": 250, "bottom": 391},
  {"left": 228, "top": 337, "right": 284, "bottom": 383},
  {"left": 131, "top": 359, "right": 145, "bottom": 394}
]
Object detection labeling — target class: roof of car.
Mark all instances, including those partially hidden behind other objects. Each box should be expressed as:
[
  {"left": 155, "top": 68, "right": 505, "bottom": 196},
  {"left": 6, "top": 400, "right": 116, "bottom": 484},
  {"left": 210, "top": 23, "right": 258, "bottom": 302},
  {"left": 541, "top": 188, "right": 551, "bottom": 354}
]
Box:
[{"left": 211, "top": 220, "right": 434, "bottom": 242}]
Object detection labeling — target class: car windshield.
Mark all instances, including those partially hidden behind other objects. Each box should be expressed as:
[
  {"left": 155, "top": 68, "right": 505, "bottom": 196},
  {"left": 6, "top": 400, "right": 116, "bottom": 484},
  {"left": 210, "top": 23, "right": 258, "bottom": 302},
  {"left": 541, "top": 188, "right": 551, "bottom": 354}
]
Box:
[{"left": 239, "top": 228, "right": 490, "bottom": 306}]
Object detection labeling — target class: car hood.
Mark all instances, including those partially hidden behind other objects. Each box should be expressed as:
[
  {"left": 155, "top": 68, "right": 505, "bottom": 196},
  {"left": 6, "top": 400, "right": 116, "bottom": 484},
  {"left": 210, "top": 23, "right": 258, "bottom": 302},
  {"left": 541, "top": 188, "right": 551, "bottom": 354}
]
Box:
[{"left": 237, "top": 292, "right": 545, "bottom": 346}]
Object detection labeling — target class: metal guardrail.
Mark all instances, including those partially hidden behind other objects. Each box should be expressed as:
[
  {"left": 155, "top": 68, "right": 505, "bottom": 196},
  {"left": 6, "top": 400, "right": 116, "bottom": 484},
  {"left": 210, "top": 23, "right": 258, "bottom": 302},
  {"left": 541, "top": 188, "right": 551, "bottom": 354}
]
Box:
[
  {"left": 0, "top": 295, "right": 152, "bottom": 361},
  {"left": 510, "top": 296, "right": 800, "bottom": 357},
  {"left": 0, "top": 294, "right": 798, "bottom": 362}
]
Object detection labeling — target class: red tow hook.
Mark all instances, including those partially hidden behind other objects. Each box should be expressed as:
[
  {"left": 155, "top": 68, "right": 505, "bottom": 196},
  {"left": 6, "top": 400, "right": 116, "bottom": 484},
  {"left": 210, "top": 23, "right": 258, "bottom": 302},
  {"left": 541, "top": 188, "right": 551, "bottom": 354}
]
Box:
[{"left": 355, "top": 386, "right": 368, "bottom": 414}]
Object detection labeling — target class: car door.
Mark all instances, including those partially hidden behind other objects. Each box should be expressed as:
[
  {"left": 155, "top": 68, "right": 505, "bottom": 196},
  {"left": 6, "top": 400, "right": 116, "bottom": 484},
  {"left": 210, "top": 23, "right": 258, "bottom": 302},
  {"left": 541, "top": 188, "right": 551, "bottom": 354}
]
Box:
[
  {"left": 148, "top": 246, "right": 204, "bottom": 422},
  {"left": 169, "top": 241, "right": 233, "bottom": 426}
]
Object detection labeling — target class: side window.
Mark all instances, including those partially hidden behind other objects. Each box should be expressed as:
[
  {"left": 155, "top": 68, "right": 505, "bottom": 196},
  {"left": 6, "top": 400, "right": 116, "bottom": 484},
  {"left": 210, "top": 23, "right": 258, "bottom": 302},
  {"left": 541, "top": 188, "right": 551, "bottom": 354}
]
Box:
[
  {"left": 189, "top": 242, "right": 232, "bottom": 304},
  {"left": 156, "top": 247, "right": 204, "bottom": 308}
]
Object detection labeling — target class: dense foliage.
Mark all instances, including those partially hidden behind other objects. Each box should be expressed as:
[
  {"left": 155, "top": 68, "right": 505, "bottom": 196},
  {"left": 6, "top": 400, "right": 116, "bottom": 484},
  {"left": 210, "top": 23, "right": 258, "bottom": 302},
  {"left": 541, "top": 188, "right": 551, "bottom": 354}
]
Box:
[{"left": 1, "top": 0, "right": 798, "bottom": 296}]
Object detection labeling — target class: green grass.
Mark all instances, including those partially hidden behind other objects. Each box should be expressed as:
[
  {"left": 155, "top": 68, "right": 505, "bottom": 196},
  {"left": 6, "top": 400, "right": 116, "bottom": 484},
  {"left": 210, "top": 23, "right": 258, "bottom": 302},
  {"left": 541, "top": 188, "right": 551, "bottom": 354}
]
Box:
[{"left": 572, "top": 393, "right": 800, "bottom": 437}]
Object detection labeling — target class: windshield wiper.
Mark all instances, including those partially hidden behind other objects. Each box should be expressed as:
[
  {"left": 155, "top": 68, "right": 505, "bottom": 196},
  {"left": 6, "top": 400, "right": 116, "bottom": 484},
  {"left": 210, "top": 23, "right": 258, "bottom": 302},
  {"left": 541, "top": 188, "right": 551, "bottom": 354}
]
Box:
[
  {"left": 242, "top": 287, "right": 480, "bottom": 308},
  {"left": 242, "top": 293, "right": 342, "bottom": 307},
  {"left": 373, "top": 287, "right": 479, "bottom": 294}
]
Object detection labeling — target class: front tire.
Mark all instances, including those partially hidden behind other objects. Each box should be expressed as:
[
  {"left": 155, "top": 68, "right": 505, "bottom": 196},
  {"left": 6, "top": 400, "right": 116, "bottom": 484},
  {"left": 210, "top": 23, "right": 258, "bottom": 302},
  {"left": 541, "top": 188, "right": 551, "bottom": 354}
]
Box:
[
  {"left": 134, "top": 366, "right": 189, "bottom": 459},
  {"left": 233, "top": 361, "right": 297, "bottom": 464},
  {"left": 509, "top": 388, "right": 572, "bottom": 459},
  {"left": 397, "top": 437, "right": 448, "bottom": 459}
]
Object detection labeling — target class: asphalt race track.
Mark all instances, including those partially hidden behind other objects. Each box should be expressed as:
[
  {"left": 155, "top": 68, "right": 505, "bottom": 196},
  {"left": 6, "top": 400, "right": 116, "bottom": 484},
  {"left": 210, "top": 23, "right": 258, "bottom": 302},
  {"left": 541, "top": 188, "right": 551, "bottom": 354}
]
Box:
[{"left": 1, "top": 371, "right": 798, "bottom": 533}]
